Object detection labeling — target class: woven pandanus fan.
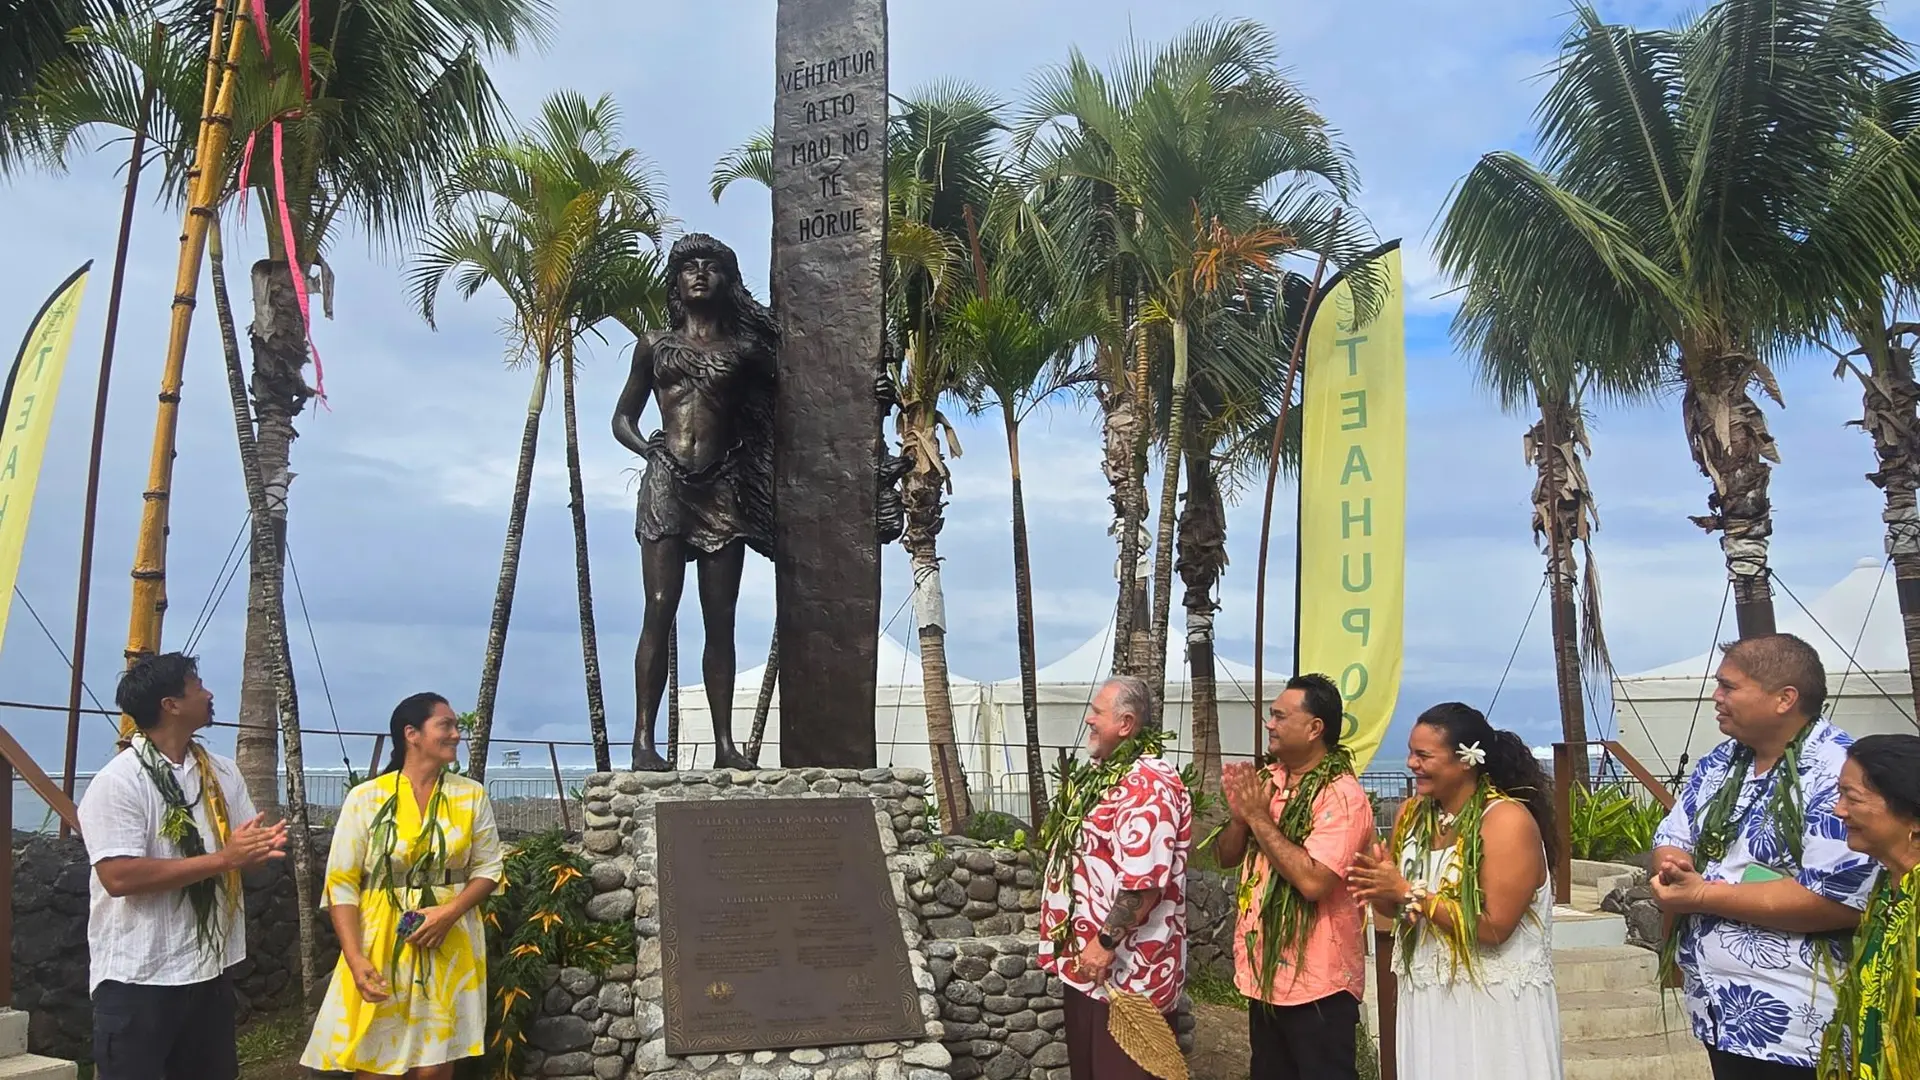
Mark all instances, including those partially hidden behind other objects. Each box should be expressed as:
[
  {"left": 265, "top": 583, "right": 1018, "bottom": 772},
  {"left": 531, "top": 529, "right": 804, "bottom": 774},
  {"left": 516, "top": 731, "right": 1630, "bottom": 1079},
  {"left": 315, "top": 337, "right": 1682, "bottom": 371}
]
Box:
[{"left": 1106, "top": 987, "right": 1188, "bottom": 1080}]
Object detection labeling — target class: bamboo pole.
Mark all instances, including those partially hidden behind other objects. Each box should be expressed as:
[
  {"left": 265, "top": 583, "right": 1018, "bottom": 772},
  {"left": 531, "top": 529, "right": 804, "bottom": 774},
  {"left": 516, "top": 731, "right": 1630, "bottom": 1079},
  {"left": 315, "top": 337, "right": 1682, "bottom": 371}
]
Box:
[
  {"left": 64, "top": 26, "right": 161, "bottom": 826},
  {"left": 1250, "top": 208, "right": 1341, "bottom": 758},
  {"left": 119, "top": 3, "right": 251, "bottom": 738}
]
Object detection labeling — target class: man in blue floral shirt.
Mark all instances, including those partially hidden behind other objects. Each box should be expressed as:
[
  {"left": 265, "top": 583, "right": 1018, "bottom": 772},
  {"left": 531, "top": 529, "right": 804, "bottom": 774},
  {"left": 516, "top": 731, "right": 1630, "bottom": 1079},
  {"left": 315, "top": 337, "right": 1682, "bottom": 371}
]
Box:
[{"left": 1652, "top": 633, "right": 1878, "bottom": 1080}]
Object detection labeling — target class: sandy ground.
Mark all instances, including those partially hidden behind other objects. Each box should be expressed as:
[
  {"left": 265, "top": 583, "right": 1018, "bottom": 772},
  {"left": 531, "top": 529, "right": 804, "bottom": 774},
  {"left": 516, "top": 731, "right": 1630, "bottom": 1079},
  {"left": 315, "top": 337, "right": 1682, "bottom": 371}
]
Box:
[{"left": 1188, "top": 1000, "right": 1252, "bottom": 1080}]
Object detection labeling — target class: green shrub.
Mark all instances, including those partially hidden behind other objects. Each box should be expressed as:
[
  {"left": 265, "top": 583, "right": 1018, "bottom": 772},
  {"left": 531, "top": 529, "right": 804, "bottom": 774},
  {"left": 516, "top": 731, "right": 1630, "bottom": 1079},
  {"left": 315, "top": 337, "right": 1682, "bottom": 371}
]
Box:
[
  {"left": 460, "top": 830, "right": 635, "bottom": 1080},
  {"left": 965, "top": 810, "right": 1029, "bottom": 846},
  {"left": 1569, "top": 782, "right": 1665, "bottom": 862}
]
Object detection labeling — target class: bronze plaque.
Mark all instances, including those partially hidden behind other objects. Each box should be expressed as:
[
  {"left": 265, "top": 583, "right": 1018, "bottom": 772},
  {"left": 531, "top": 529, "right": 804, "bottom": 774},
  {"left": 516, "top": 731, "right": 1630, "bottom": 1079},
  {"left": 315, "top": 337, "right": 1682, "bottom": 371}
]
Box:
[{"left": 656, "top": 797, "right": 923, "bottom": 1053}]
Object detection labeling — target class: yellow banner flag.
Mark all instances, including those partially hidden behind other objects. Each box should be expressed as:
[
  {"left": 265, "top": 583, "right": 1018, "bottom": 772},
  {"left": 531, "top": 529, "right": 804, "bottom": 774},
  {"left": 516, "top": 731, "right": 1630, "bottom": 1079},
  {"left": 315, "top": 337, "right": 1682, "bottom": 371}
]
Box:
[
  {"left": 0, "top": 262, "right": 91, "bottom": 656},
  {"left": 1295, "top": 243, "right": 1405, "bottom": 772}
]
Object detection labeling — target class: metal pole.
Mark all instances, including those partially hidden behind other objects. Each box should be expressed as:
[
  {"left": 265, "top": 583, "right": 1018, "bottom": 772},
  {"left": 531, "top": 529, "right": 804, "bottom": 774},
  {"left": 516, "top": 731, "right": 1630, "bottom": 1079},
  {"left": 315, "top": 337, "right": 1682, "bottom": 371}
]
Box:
[
  {"left": 1554, "top": 743, "right": 1574, "bottom": 906},
  {"left": 63, "top": 30, "right": 161, "bottom": 833},
  {"left": 549, "top": 742, "right": 571, "bottom": 833},
  {"left": 1373, "top": 926, "right": 1397, "bottom": 1080},
  {"left": 1250, "top": 209, "right": 1341, "bottom": 759},
  {"left": 367, "top": 734, "right": 385, "bottom": 778},
  {"left": 1, "top": 756, "right": 13, "bottom": 1008}
]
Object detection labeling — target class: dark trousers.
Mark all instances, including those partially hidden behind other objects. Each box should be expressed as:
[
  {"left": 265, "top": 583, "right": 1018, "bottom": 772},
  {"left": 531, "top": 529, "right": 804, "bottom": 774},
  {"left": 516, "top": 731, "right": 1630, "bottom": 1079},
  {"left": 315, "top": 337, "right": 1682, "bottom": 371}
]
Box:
[
  {"left": 1249, "top": 991, "right": 1360, "bottom": 1080},
  {"left": 1063, "top": 986, "right": 1174, "bottom": 1080},
  {"left": 91, "top": 972, "right": 238, "bottom": 1080},
  {"left": 1707, "top": 1047, "right": 1816, "bottom": 1080}
]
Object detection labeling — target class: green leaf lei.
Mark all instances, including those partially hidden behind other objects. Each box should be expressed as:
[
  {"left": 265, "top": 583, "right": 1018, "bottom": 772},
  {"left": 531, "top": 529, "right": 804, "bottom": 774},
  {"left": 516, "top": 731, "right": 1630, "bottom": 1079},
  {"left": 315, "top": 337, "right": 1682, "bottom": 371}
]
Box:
[
  {"left": 1390, "top": 775, "right": 1511, "bottom": 982},
  {"left": 1659, "top": 723, "right": 1813, "bottom": 983},
  {"left": 1239, "top": 745, "right": 1356, "bottom": 997},
  {"left": 132, "top": 736, "right": 237, "bottom": 956},
  {"left": 1038, "top": 726, "right": 1171, "bottom": 946},
  {"left": 1695, "top": 723, "right": 1813, "bottom": 866},
  {"left": 365, "top": 770, "right": 451, "bottom": 992},
  {"left": 1819, "top": 865, "right": 1918, "bottom": 1080}
]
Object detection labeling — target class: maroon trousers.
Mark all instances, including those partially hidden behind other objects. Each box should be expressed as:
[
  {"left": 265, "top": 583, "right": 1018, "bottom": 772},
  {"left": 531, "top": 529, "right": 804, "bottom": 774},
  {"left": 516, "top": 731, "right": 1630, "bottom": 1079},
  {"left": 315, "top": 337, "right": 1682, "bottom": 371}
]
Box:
[{"left": 1062, "top": 986, "right": 1174, "bottom": 1080}]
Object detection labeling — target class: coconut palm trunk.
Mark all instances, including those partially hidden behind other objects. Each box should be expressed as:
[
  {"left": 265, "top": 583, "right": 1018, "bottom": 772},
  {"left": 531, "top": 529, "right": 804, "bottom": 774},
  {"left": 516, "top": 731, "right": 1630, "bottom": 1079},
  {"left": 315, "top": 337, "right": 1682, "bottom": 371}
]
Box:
[
  {"left": 209, "top": 220, "right": 320, "bottom": 999},
  {"left": 1102, "top": 330, "right": 1149, "bottom": 679},
  {"left": 1176, "top": 441, "right": 1226, "bottom": 795},
  {"left": 1002, "top": 402, "right": 1047, "bottom": 825},
  {"left": 1530, "top": 398, "right": 1591, "bottom": 785},
  {"left": 1851, "top": 331, "right": 1920, "bottom": 716},
  {"left": 234, "top": 257, "right": 311, "bottom": 808},
  {"left": 1146, "top": 319, "right": 1192, "bottom": 722},
  {"left": 559, "top": 340, "right": 611, "bottom": 771},
  {"left": 746, "top": 628, "right": 778, "bottom": 763},
  {"left": 1680, "top": 354, "right": 1780, "bottom": 639},
  {"left": 900, "top": 434, "right": 973, "bottom": 831},
  {"left": 1117, "top": 320, "right": 1155, "bottom": 676},
  {"left": 469, "top": 355, "right": 551, "bottom": 780}
]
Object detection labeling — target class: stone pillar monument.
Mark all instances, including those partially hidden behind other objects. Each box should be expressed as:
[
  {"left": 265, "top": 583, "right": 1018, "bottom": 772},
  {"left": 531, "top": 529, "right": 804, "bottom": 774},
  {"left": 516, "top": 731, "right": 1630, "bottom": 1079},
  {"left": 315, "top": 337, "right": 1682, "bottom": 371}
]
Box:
[{"left": 769, "top": 0, "right": 889, "bottom": 768}]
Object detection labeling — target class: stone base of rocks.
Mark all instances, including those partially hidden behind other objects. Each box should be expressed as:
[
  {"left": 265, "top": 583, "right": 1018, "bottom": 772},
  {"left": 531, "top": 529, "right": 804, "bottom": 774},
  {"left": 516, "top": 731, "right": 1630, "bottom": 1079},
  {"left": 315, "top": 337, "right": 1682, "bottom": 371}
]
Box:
[
  {"left": 1600, "top": 871, "right": 1663, "bottom": 952},
  {"left": 535, "top": 768, "right": 951, "bottom": 1080}
]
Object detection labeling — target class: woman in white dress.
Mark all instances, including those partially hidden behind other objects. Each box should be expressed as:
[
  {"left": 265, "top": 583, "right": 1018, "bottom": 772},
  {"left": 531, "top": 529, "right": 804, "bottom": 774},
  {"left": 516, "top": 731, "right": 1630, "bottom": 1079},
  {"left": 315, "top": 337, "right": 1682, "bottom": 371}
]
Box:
[{"left": 1350, "top": 702, "right": 1564, "bottom": 1080}]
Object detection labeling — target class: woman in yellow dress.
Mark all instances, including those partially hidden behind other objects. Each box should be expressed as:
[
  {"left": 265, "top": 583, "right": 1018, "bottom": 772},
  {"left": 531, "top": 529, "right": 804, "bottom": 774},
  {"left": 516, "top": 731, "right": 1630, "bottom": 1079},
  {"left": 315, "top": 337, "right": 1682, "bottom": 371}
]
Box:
[{"left": 301, "top": 693, "right": 504, "bottom": 1078}]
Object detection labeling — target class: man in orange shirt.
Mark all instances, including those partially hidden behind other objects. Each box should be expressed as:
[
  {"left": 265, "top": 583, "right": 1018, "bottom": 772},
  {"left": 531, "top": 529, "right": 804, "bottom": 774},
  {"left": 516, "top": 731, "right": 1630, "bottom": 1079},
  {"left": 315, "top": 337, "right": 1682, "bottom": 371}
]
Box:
[{"left": 1216, "top": 673, "right": 1375, "bottom": 1080}]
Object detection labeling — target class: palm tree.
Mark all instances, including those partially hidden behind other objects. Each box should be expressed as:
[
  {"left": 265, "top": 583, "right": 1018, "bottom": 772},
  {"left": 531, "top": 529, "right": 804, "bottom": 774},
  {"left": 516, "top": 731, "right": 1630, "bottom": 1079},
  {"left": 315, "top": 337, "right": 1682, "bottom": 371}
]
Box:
[
  {"left": 948, "top": 254, "right": 1109, "bottom": 826},
  {"left": 411, "top": 90, "right": 668, "bottom": 778},
  {"left": 710, "top": 85, "right": 998, "bottom": 830},
  {"left": 0, "top": 0, "right": 134, "bottom": 166},
  {"left": 19, "top": 9, "right": 333, "bottom": 994},
  {"left": 1436, "top": 0, "right": 1912, "bottom": 639},
  {"left": 1446, "top": 277, "right": 1651, "bottom": 783},
  {"left": 1169, "top": 268, "right": 1317, "bottom": 795},
  {"left": 1014, "top": 19, "right": 1370, "bottom": 717},
  {"left": 173, "top": 0, "right": 548, "bottom": 798},
  {"left": 1802, "top": 71, "right": 1920, "bottom": 715}
]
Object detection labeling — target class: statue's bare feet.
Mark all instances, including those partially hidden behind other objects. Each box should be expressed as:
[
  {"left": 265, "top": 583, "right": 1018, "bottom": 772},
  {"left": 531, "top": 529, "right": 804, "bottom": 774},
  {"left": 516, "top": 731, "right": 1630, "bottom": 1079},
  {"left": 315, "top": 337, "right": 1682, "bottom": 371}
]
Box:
[
  {"left": 713, "top": 746, "right": 756, "bottom": 772},
  {"left": 631, "top": 745, "right": 672, "bottom": 772}
]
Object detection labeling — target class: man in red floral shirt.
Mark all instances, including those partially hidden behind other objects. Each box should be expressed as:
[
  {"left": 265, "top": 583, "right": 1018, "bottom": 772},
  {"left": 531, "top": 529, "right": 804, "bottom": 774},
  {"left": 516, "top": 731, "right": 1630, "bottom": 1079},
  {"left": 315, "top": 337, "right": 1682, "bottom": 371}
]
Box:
[{"left": 1038, "top": 674, "right": 1193, "bottom": 1080}]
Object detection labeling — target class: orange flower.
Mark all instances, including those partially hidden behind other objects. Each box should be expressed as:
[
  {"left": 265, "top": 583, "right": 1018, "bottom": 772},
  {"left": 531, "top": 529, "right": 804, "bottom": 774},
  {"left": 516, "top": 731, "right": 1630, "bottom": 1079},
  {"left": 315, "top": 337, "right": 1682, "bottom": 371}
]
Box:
[{"left": 549, "top": 864, "right": 585, "bottom": 891}]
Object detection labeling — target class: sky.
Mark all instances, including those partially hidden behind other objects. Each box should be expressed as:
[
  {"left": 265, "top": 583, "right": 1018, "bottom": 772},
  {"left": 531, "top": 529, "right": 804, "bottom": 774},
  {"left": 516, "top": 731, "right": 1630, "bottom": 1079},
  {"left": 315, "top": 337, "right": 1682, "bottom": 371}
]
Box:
[{"left": 4, "top": 0, "right": 1918, "bottom": 787}]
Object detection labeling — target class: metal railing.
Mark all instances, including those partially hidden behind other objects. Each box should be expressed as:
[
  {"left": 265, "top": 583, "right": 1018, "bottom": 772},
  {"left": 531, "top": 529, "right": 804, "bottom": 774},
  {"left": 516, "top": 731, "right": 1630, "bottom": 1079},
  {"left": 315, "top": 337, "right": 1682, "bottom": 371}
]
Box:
[{"left": 1550, "top": 739, "right": 1676, "bottom": 906}]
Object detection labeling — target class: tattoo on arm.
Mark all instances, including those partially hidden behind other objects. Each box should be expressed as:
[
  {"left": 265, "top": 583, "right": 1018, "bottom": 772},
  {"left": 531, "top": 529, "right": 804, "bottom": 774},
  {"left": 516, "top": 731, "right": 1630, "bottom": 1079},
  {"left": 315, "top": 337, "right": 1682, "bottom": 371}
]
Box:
[{"left": 1101, "top": 888, "right": 1156, "bottom": 941}]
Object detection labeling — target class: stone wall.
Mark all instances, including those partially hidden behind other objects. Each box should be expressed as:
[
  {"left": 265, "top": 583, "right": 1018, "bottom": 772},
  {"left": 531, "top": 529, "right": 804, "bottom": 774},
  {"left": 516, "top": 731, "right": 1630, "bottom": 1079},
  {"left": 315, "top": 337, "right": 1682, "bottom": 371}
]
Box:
[
  {"left": 8, "top": 829, "right": 340, "bottom": 1060},
  {"left": 1183, "top": 869, "right": 1236, "bottom": 980},
  {"left": 909, "top": 840, "right": 1038, "bottom": 940},
  {"left": 549, "top": 768, "right": 952, "bottom": 1080},
  {"left": 554, "top": 770, "right": 1203, "bottom": 1080},
  {"left": 924, "top": 937, "right": 1063, "bottom": 1080}
]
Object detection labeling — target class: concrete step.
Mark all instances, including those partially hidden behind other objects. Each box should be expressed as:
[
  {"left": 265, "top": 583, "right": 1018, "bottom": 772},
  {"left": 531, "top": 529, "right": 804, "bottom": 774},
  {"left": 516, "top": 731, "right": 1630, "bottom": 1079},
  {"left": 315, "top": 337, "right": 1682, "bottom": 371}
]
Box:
[
  {"left": 0, "top": 1010, "right": 25, "bottom": 1059},
  {"left": 1564, "top": 1031, "right": 1711, "bottom": 1080},
  {"left": 1551, "top": 945, "right": 1659, "bottom": 992},
  {"left": 1552, "top": 908, "right": 1627, "bottom": 950},
  {"left": 0, "top": 1055, "right": 76, "bottom": 1080},
  {"left": 1555, "top": 987, "right": 1689, "bottom": 1041}
]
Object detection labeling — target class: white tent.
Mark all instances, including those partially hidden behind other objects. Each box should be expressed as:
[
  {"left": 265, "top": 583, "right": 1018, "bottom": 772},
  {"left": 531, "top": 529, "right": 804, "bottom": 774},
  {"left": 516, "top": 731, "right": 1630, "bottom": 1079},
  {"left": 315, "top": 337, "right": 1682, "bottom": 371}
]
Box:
[
  {"left": 975, "top": 619, "right": 1269, "bottom": 786},
  {"left": 670, "top": 633, "right": 992, "bottom": 774},
  {"left": 1612, "top": 556, "right": 1919, "bottom": 775}
]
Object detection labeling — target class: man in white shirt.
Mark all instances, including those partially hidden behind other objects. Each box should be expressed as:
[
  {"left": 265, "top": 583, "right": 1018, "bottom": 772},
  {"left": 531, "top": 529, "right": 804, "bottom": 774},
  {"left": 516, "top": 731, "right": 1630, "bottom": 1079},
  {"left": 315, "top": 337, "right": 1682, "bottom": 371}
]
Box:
[{"left": 77, "top": 653, "right": 286, "bottom": 1080}]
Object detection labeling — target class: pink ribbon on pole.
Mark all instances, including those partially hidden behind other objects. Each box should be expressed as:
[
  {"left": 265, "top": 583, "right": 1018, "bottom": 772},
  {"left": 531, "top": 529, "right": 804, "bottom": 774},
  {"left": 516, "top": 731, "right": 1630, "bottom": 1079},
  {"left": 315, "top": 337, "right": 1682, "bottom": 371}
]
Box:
[
  {"left": 247, "top": 0, "right": 271, "bottom": 53},
  {"left": 272, "top": 121, "right": 326, "bottom": 403}
]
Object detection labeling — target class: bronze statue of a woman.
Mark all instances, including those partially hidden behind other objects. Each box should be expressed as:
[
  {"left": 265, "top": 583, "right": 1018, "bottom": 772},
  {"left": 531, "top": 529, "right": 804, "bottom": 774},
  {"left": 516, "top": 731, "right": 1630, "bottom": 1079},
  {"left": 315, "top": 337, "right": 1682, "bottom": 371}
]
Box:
[{"left": 613, "top": 234, "right": 775, "bottom": 772}]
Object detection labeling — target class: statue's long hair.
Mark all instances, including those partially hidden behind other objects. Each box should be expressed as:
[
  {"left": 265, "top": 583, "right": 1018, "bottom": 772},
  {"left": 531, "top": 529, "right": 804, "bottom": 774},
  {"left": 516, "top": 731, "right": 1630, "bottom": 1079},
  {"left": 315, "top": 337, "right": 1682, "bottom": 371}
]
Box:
[
  {"left": 659, "top": 232, "right": 778, "bottom": 558},
  {"left": 665, "top": 233, "right": 780, "bottom": 354}
]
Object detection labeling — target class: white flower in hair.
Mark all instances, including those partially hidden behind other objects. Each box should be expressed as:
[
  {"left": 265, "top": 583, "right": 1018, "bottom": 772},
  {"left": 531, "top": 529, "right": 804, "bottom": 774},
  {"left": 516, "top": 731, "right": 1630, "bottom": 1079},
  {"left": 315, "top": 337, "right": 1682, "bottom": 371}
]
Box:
[{"left": 1456, "top": 742, "right": 1487, "bottom": 767}]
